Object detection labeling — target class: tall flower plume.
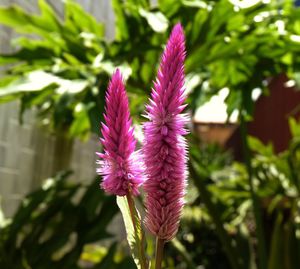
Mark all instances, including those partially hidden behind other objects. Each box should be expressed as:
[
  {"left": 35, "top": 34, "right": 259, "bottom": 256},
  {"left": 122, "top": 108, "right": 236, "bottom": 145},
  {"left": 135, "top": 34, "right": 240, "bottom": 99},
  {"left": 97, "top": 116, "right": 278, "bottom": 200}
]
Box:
[
  {"left": 97, "top": 69, "right": 144, "bottom": 196},
  {"left": 143, "top": 23, "right": 188, "bottom": 241}
]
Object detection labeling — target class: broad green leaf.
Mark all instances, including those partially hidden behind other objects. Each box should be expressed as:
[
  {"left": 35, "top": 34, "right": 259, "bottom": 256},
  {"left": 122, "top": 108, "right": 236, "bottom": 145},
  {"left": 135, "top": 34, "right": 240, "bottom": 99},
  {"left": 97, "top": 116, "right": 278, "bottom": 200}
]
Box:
[
  {"left": 0, "top": 71, "right": 88, "bottom": 101},
  {"left": 93, "top": 243, "right": 117, "bottom": 269},
  {"left": 12, "top": 36, "right": 56, "bottom": 52},
  {"left": 190, "top": 8, "right": 209, "bottom": 44},
  {"left": 0, "top": 4, "right": 62, "bottom": 39},
  {"left": 139, "top": 9, "right": 168, "bottom": 33},
  {"left": 225, "top": 89, "right": 242, "bottom": 117},
  {"left": 248, "top": 136, "right": 274, "bottom": 156},
  {"left": 289, "top": 117, "right": 300, "bottom": 138},
  {"left": 64, "top": 0, "right": 104, "bottom": 37},
  {"left": 37, "top": 0, "right": 62, "bottom": 32},
  {"left": 0, "top": 46, "right": 57, "bottom": 65},
  {"left": 227, "top": 14, "right": 245, "bottom": 32},
  {"left": 112, "top": 0, "right": 129, "bottom": 41},
  {"left": 0, "top": 5, "right": 40, "bottom": 33},
  {"left": 0, "top": 3, "right": 66, "bottom": 53},
  {"left": 69, "top": 103, "right": 94, "bottom": 140},
  {"left": 206, "top": 0, "right": 234, "bottom": 42},
  {"left": 0, "top": 75, "right": 19, "bottom": 87},
  {"left": 0, "top": 72, "right": 55, "bottom": 102},
  {"left": 181, "top": 0, "right": 208, "bottom": 9},
  {"left": 158, "top": 0, "right": 181, "bottom": 17},
  {"left": 62, "top": 52, "right": 82, "bottom": 65},
  {"left": 116, "top": 196, "right": 148, "bottom": 269}
]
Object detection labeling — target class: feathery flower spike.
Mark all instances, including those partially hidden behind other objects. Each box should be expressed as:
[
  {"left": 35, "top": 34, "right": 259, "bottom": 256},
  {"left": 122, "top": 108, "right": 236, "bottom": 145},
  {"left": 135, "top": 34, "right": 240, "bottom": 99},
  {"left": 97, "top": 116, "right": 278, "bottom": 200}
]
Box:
[
  {"left": 97, "top": 69, "right": 144, "bottom": 196},
  {"left": 143, "top": 23, "right": 188, "bottom": 241}
]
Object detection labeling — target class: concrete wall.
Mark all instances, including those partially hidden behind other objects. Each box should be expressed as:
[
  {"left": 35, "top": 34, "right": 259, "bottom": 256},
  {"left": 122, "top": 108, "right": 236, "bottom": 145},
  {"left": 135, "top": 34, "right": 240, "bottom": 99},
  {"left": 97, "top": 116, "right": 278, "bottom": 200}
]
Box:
[{"left": 0, "top": 0, "right": 114, "bottom": 217}]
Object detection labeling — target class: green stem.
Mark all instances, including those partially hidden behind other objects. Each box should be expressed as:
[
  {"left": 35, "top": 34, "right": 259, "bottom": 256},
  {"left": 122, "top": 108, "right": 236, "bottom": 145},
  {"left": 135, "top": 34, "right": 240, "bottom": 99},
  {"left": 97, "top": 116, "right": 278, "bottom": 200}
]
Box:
[
  {"left": 190, "top": 163, "right": 241, "bottom": 269},
  {"left": 240, "top": 114, "right": 268, "bottom": 269},
  {"left": 155, "top": 237, "right": 165, "bottom": 269},
  {"left": 287, "top": 143, "right": 300, "bottom": 195},
  {"left": 126, "top": 193, "right": 148, "bottom": 269}
]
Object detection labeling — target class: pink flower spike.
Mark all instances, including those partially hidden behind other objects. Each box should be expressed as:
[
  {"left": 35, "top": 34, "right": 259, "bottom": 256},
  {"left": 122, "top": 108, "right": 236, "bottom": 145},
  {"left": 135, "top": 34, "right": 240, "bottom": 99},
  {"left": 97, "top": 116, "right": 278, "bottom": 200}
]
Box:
[
  {"left": 143, "top": 23, "right": 188, "bottom": 241},
  {"left": 97, "top": 69, "right": 144, "bottom": 196}
]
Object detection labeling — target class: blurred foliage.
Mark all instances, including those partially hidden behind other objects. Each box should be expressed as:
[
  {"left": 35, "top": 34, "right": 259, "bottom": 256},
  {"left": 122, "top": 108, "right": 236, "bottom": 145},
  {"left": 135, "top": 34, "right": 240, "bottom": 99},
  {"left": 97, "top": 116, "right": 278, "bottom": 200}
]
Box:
[
  {"left": 5, "top": 131, "right": 300, "bottom": 269},
  {"left": 182, "top": 118, "right": 300, "bottom": 269},
  {"left": 1, "top": 0, "right": 300, "bottom": 138},
  {"left": 1, "top": 0, "right": 300, "bottom": 268},
  {"left": 0, "top": 171, "right": 136, "bottom": 269}
]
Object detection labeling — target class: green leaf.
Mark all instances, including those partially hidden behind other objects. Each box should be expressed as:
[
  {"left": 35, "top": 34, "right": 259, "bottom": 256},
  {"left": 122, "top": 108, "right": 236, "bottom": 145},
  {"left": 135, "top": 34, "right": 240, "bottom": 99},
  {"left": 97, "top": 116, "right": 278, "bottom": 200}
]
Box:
[
  {"left": 289, "top": 117, "right": 300, "bottom": 138},
  {"left": 37, "top": 0, "right": 62, "bottom": 32},
  {"left": 158, "top": 0, "right": 181, "bottom": 17},
  {"left": 0, "top": 71, "right": 55, "bottom": 102},
  {"left": 248, "top": 136, "right": 274, "bottom": 156},
  {"left": 181, "top": 0, "right": 208, "bottom": 9},
  {"left": 225, "top": 89, "right": 242, "bottom": 117},
  {"left": 92, "top": 243, "right": 117, "bottom": 269},
  {"left": 268, "top": 213, "right": 284, "bottom": 269},
  {"left": 0, "top": 71, "right": 88, "bottom": 102},
  {"left": 112, "top": 0, "right": 129, "bottom": 41},
  {"left": 227, "top": 14, "right": 245, "bottom": 32},
  {"left": 64, "top": 0, "right": 104, "bottom": 37},
  {"left": 116, "top": 196, "right": 148, "bottom": 269},
  {"left": 0, "top": 5, "right": 39, "bottom": 33},
  {"left": 189, "top": 8, "right": 209, "bottom": 44},
  {"left": 139, "top": 9, "right": 169, "bottom": 33},
  {"left": 0, "top": 3, "right": 61, "bottom": 38},
  {"left": 206, "top": 0, "right": 234, "bottom": 42},
  {"left": 69, "top": 102, "right": 94, "bottom": 140}
]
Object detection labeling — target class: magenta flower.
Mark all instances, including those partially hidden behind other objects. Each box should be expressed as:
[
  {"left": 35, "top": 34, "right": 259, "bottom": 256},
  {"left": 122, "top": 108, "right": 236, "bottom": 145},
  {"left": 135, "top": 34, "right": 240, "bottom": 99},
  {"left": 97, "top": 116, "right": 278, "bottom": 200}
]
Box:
[
  {"left": 143, "top": 24, "right": 188, "bottom": 241},
  {"left": 97, "top": 69, "right": 144, "bottom": 196}
]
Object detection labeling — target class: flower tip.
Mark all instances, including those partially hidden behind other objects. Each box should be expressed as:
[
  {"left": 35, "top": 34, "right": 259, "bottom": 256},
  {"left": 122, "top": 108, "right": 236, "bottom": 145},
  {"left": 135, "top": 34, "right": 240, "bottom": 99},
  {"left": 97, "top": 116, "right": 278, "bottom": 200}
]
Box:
[
  {"left": 173, "top": 22, "right": 183, "bottom": 31},
  {"left": 98, "top": 66, "right": 145, "bottom": 197},
  {"left": 171, "top": 23, "right": 184, "bottom": 37},
  {"left": 112, "top": 68, "right": 122, "bottom": 80},
  {"left": 167, "top": 23, "right": 185, "bottom": 52},
  {"left": 114, "top": 67, "right": 120, "bottom": 74}
]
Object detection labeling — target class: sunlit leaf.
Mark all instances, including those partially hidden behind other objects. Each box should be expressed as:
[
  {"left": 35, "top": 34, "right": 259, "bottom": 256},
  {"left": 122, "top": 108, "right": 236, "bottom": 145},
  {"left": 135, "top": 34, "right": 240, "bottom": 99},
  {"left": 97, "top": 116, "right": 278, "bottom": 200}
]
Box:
[
  {"left": 116, "top": 196, "right": 148, "bottom": 269},
  {"left": 69, "top": 102, "right": 94, "bottom": 140},
  {"left": 139, "top": 9, "right": 169, "bottom": 33}
]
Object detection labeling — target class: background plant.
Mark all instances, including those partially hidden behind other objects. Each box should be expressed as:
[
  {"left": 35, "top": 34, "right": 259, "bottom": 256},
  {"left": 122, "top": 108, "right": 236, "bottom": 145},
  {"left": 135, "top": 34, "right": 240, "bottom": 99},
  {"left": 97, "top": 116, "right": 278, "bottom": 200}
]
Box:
[
  {"left": 1, "top": 0, "right": 300, "bottom": 268},
  {"left": 2, "top": 0, "right": 300, "bottom": 137},
  {"left": 0, "top": 172, "right": 137, "bottom": 269}
]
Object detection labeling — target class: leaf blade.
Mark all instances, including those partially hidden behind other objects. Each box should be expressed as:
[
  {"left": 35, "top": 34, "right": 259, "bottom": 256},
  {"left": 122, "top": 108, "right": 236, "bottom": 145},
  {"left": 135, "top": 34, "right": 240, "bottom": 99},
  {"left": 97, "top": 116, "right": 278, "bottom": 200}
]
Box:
[{"left": 116, "top": 196, "right": 148, "bottom": 269}]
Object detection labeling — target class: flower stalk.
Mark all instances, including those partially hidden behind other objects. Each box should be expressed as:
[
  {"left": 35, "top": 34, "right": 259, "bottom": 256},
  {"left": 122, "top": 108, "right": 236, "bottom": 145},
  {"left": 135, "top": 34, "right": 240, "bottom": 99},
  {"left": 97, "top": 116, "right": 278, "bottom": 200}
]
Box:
[{"left": 155, "top": 238, "right": 165, "bottom": 269}]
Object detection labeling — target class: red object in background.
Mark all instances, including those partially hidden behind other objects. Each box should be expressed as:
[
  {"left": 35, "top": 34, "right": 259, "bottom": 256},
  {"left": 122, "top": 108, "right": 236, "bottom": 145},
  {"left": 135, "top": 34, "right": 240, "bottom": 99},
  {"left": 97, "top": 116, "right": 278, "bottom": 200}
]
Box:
[
  {"left": 248, "top": 74, "right": 300, "bottom": 153},
  {"left": 195, "top": 74, "right": 300, "bottom": 159}
]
